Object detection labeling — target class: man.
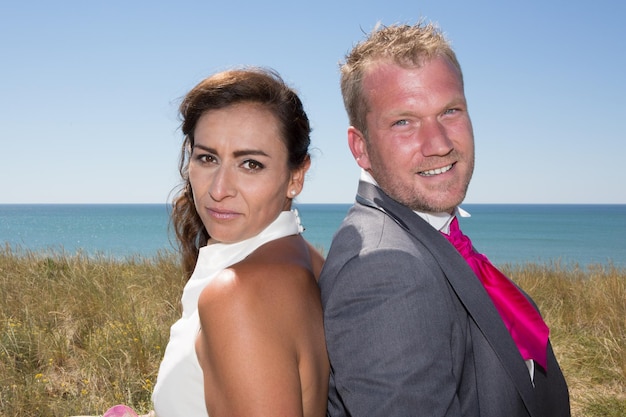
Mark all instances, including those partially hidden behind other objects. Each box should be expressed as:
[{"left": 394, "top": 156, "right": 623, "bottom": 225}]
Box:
[{"left": 319, "top": 22, "right": 570, "bottom": 417}]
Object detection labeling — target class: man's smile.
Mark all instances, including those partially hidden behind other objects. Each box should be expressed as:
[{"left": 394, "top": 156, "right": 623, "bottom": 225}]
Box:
[{"left": 419, "top": 163, "right": 453, "bottom": 177}]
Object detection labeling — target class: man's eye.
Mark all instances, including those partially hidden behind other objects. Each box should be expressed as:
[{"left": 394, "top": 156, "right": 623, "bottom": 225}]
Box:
[
  {"left": 242, "top": 160, "right": 264, "bottom": 171},
  {"left": 393, "top": 119, "right": 409, "bottom": 126},
  {"left": 443, "top": 108, "right": 458, "bottom": 115}
]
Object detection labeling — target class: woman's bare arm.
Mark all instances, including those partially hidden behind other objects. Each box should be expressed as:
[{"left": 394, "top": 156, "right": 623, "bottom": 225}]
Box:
[{"left": 195, "top": 257, "right": 322, "bottom": 417}]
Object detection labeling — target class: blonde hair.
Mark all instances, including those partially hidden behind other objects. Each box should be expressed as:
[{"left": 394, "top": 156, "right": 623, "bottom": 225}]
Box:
[{"left": 340, "top": 21, "right": 462, "bottom": 135}]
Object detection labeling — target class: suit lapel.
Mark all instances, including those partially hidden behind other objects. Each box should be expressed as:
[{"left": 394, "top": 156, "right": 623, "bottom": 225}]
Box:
[{"left": 356, "top": 181, "right": 539, "bottom": 416}]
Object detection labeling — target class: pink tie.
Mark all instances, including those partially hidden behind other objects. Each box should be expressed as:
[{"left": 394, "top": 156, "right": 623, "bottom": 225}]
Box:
[{"left": 442, "top": 217, "right": 549, "bottom": 369}]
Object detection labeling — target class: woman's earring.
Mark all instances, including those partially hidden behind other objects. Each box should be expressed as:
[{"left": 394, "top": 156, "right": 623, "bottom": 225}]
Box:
[{"left": 290, "top": 190, "right": 296, "bottom": 197}]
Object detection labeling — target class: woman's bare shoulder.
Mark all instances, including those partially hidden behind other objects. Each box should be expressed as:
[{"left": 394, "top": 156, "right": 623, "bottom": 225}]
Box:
[
  {"left": 197, "top": 235, "right": 322, "bottom": 327},
  {"left": 195, "top": 235, "right": 328, "bottom": 417}
]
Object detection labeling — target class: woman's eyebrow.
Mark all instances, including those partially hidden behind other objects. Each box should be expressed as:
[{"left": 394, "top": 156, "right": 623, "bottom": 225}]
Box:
[
  {"left": 192, "top": 144, "right": 270, "bottom": 158},
  {"left": 232, "top": 149, "right": 270, "bottom": 158}
]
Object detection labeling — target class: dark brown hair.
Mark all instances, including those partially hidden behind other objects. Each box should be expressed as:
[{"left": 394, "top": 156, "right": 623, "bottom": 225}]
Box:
[{"left": 170, "top": 68, "right": 312, "bottom": 278}]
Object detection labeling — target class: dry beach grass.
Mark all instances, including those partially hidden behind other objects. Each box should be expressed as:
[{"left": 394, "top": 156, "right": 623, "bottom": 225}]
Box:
[
  {"left": 504, "top": 262, "right": 625, "bottom": 416},
  {"left": 0, "top": 245, "right": 624, "bottom": 416}
]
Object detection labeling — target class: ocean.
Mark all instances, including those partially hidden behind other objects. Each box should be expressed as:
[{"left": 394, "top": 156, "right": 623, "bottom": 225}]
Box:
[{"left": 1, "top": 204, "right": 625, "bottom": 268}]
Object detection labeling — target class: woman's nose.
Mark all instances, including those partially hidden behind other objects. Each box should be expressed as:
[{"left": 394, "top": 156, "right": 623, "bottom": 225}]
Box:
[{"left": 208, "top": 166, "right": 236, "bottom": 201}]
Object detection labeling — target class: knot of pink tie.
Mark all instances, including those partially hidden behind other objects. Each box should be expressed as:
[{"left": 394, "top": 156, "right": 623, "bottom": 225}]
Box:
[{"left": 443, "top": 217, "right": 549, "bottom": 370}]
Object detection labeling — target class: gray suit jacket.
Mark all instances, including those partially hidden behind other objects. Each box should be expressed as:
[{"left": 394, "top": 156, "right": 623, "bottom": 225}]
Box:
[{"left": 319, "top": 181, "right": 570, "bottom": 417}]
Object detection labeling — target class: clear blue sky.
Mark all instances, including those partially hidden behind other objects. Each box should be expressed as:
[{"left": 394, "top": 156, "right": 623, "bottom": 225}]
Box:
[{"left": 1, "top": 0, "right": 624, "bottom": 204}]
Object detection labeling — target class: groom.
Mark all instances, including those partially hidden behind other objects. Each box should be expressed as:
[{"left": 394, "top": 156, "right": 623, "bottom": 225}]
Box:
[{"left": 319, "top": 22, "right": 570, "bottom": 416}]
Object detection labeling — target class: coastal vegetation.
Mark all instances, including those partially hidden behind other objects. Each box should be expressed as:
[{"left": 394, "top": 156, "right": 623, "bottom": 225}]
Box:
[{"left": 0, "top": 244, "right": 624, "bottom": 417}]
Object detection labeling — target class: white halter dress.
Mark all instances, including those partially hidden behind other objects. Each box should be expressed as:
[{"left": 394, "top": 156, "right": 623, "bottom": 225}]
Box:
[{"left": 152, "top": 210, "right": 303, "bottom": 417}]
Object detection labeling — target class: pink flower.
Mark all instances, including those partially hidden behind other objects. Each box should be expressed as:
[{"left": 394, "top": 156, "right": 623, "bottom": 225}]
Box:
[{"left": 103, "top": 404, "right": 138, "bottom": 417}]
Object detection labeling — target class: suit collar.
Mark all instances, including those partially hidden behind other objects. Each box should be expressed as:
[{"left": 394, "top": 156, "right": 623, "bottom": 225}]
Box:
[{"left": 356, "top": 180, "right": 540, "bottom": 416}]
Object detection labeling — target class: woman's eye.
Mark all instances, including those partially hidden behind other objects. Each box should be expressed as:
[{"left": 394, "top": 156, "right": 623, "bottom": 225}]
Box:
[
  {"left": 195, "top": 154, "right": 216, "bottom": 164},
  {"left": 242, "top": 159, "right": 264, "bottom": 171}
]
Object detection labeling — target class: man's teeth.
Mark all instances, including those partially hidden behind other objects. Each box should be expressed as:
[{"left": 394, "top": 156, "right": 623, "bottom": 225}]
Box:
[{"left": 420, "top": 164, "right": 453, "bottom": 176}]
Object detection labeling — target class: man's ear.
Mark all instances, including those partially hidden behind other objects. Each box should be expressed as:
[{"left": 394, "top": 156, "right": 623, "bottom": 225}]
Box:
[
  {"left": 286, "top": 155, "right": 311, "bottom": 198},
  {"left": 347, "top": 127, "right": 371, "bottom": 170}
]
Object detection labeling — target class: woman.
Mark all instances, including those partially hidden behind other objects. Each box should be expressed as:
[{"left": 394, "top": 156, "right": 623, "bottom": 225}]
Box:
[{"left": 148, "top": 68, "right": 328, "bottom": 416}]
